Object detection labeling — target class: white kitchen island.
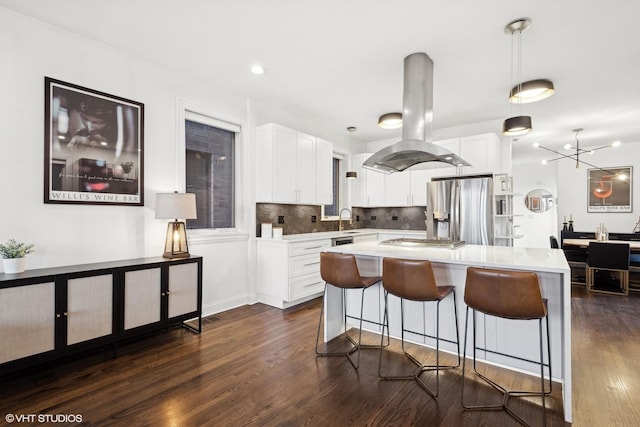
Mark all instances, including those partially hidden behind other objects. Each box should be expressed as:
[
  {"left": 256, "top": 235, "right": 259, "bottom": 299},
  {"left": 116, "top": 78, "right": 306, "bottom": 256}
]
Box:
[{"left": 325, "top": 241, "right": 572, "bottom": 423}]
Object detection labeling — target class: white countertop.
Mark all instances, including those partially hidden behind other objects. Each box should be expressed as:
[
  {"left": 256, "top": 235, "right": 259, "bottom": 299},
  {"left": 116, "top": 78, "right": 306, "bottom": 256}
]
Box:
[
  {"left": 257, "top": 228, "right": 425, "bottom": 242},
  {"left": 327, "top": 241, "right": 570, "bottom": 274}
]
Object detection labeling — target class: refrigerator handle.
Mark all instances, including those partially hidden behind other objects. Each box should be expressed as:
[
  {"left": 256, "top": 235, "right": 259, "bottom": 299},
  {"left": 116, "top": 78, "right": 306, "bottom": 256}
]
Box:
[{"left": 452, "top": 181, "right": 461, "bottom": 240}]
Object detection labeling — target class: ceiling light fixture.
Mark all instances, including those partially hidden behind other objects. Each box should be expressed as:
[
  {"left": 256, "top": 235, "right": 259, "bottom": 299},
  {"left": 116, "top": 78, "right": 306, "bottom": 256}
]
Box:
[
  {"left": 535, "top": 128, "right": 622, "bottom": 171},
  {"left": 503, "top": 18, "right": 532, "bottom": 136},
  {"left": 377, "top": 112, "right": 402, "bottom": 129},
  {"left": 346, "top": 126, "right": 358, "bottom": 179},
  {"left": 509, "top": 79, "right": 555, "bottom": 103},
  {"left": 250, "top": 65, "right": 265, "bottom": 75}
]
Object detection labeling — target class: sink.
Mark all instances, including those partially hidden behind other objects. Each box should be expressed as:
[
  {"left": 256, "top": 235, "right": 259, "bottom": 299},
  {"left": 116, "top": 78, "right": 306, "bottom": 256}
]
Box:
[{"left": 379, "top": 238, "right": 465, "bottom": 249}]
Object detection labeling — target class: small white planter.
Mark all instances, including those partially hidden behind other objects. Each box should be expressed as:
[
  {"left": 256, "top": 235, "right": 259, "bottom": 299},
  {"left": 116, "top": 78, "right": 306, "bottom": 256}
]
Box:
[{"left": 2, "top": 257, "right": 26, "bottom": 274}]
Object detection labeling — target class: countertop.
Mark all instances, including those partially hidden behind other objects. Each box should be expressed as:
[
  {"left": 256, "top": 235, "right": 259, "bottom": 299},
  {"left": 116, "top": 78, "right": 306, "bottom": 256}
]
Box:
[
  {"left": 257, "top": 228, "right": 426, "bottom": 242},
  {"left": 327, "top": 240, "right": 570, "bottom": 274}
]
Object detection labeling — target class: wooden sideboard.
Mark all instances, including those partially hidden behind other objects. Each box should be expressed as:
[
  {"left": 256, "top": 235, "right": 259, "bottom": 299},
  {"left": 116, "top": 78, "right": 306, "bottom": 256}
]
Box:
[{"left": 0, "top": 256, "right": 202, "bottom": 376}]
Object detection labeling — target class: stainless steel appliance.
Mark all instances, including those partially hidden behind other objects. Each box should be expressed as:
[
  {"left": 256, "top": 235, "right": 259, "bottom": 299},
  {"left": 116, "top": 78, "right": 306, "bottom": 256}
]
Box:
[
  {"left": 426, "top": 175, "right": 494, "bottom": 245},
  {"left": 331, "top": 236, "right": 354, "bottom": 246}
]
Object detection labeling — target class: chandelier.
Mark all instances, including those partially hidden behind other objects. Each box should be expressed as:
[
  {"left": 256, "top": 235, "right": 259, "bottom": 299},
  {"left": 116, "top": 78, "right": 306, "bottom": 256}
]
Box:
[{"left": 534, "top": 128, "right": 621, "bottom": 170}]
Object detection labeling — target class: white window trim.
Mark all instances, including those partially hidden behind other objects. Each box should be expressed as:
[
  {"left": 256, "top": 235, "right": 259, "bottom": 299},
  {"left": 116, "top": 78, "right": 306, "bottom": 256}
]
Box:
[{"left": 176, "top": 98, "right": 245, "bottom": 237}]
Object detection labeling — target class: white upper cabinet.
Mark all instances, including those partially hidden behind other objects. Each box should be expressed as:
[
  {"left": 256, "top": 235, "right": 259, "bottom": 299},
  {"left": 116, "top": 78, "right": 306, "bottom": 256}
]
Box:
[
  {"left": 256, "top": 123, "right": 333, "bottom": 205},
  {"left": 384, "top": 171, "right": 411, "bottom": 206},
  {"left": 350, "top": 133, "right": 501, "bottom": 207},
  {"left": 459, "top": 133, "right": 501, "bottom": 174},
  {"left": 295, "top": 132, "right": 316, "bottom": 204},
  {"left": 409, "top": 169, "right": 431, "bottom": 206},
  {"left": 271, "top": 125, "right": 298, "bottom": 202},
  {"left": 350, "top": 153, "right": 384, "bottom": 207},
  {"left": 315, "top": 138, "right": 333, "bottom": 205}
]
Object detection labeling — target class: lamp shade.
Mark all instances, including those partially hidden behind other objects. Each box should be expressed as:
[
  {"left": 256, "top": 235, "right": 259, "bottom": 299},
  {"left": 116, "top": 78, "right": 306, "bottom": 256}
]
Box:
[
  {"left": 509, "top": 79, "right": 555, "bottom": 104},
  {"left": 155, "top": 192, "right": 197, "bottom": 220},
  {"left": 502, "top": 115, "right": 532, "bottom": 136},
  {"left": 378, "top": 112, "right": 403, "bottom": 129}
]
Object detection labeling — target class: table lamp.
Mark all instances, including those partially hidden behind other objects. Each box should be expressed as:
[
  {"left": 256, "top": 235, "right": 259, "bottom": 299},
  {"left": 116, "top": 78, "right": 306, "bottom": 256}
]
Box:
[{"left": 155, "top": 192, "right": 197, "bottom": 258}]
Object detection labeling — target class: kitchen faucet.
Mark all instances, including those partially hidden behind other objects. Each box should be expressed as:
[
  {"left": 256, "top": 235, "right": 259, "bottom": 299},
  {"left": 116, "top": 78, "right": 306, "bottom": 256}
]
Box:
[{"left": 338, "top": 208, "right": 353, "bottom": 232}]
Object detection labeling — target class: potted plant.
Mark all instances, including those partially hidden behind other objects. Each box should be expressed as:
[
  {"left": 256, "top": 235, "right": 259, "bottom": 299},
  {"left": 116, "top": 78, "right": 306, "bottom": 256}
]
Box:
[{"left": 0, "top": 239, "right": 35, "bottom": 274}]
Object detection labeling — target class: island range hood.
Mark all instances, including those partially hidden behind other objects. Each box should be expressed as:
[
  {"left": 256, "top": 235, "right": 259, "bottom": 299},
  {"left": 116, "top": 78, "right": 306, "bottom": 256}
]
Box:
[{"left": 363, "top": 52, "right": 470, "bottom": 174}]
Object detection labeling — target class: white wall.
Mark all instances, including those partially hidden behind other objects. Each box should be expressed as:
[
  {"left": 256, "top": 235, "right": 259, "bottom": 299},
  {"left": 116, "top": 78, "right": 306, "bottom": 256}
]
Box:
[
  {"left": 513, "top": 163, "right": 558, "bottom": 248},
  {"left": 556, "top": 141, "right": 640, "bottom": 235},
  {"left": 0, "top": 9, "right": 251, "bottom": 316}
]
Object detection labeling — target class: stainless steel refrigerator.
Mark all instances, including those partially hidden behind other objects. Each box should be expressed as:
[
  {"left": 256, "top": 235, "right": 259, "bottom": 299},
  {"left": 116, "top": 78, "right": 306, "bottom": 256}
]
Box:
[{"left": 426, "top": 175, "right": 494, "bottom": 245}]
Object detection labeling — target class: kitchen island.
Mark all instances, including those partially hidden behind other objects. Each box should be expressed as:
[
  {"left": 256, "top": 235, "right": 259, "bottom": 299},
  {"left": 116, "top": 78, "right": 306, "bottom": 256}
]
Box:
[{"left": 325, "top": 241, "right": 572, "bottom": 423}]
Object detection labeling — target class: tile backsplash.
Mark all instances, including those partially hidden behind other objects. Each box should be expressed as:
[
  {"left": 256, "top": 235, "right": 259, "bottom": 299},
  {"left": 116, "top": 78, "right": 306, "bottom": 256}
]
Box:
[{"left": 256, "top": 204, "right": 427, "bottom": 237}]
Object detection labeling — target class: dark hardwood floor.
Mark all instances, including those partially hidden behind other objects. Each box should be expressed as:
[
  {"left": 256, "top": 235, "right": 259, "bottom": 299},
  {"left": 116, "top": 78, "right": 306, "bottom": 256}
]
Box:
[{"left": 1, "top": 286, "right": 637, "bottom": 426}]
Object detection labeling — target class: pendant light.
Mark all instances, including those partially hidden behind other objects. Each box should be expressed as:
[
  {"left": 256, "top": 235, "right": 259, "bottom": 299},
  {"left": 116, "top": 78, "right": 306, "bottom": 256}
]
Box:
[
  {"left": 503, "top": 18, "right": 532, "bottom": 136},
  {"left": 509, "top": 79, "right": 555, "bottom": 104},
  {"left": 345, "top": 126, "right": 358, "bottom": 179}
]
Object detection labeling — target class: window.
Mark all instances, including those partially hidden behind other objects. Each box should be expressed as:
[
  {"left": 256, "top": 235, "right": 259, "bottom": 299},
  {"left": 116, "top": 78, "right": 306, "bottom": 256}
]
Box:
[
  {"left": 185, "top": 113, "right": 237, "bottom": 229},
  {"left": 322, "top": 153, "right": 348, "bottom": 220},
  {"left": 323, "top": 157, "right": 340, "bottom": 217}
]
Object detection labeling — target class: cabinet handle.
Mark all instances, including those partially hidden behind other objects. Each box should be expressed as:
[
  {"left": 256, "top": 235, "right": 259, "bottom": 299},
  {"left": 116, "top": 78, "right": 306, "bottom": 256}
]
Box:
[
  {"left": 304, "top": 246, "right": 323, "bottom": 250},
  {"left": 161, "top": 292, "right": 166, "bottom": 296},
  {"left": 303, "top": 282, "right": 323, "bottom": 288},
  {"left": 166, "top": 291, "right": 171, "bottom": 295},
  {"left": 304, "top": 262, "right": 320, "bottom": 266},
  {"left": 56, "top": 313, "right": 61, "bottom": 318}
]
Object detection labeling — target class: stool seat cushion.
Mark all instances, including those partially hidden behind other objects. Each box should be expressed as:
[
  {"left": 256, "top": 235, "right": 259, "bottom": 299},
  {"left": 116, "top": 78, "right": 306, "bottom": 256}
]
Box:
[
  {"left": 321, "top": 252, "right": 380, "bottom": 289},
  {"left": 464, "top": 267, "right": 546, "bottom": 320},
  {"left": 382, "top": 258, "right": 443, "bottom": 301}
]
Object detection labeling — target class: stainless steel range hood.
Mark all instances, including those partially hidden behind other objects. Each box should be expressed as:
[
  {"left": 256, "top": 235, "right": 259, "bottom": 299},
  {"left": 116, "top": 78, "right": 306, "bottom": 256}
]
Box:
[{"left": 363, "top": 52, "right": 471, "bottom": 174}]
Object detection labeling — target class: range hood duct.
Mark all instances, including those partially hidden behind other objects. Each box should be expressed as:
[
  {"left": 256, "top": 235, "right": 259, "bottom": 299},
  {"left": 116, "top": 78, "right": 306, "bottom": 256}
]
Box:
[{"left": 363, "top": 52, "right": 471, "bottom": 174}]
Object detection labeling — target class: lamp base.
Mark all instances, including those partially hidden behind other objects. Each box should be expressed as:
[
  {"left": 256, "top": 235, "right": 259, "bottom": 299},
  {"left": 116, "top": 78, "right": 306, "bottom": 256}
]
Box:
[{"left": 163, "top": 221, "right": 190, "bottom": 259}]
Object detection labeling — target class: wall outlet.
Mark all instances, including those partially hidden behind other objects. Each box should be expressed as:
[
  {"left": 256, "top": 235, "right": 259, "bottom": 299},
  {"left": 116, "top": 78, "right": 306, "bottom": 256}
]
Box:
[
  {"left": 278, "top": 216, "right": 285, "bottom": 224},
  {"left": 311, "top": 215, "right": 317, "bottom": 223}
]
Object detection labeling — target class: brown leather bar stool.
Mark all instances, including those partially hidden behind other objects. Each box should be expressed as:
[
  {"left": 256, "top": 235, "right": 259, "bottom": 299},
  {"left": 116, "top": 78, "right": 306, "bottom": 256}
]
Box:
[
  {"left": 315, "top": 252, "right": 388, "bottom": 369},
  {"left": 378, "top": 257, "right": 460, "bottom": 398},
  {"left": 462, "top": 267, "right": 552, "bottom": 426}
]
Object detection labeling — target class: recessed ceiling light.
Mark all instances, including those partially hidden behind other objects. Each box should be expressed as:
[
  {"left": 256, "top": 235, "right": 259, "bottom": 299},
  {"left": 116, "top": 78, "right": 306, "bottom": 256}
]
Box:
[{"left": 250, "top": 65, "right": 265, "bottom": 75}]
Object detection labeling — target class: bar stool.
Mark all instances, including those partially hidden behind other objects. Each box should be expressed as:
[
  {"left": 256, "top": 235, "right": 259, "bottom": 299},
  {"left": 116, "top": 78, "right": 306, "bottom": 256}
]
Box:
[
  {"left": 462, "top": 267, "right": 552, "bottom": 426},
  {"left": 315, "top": 252, "right": 387, "bottom": 369},
  {"left": 378, "top": 257, "right": 460, "bottom": 398}
]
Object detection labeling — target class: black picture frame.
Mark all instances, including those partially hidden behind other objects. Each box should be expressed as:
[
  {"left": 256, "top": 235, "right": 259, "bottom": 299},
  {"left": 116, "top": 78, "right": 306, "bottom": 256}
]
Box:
[
  {"left": 44, "top": 77, "right": 144, "bottom": 206},
  {"left": 587, "top": 166, "right": 632, "bottom": 213}
]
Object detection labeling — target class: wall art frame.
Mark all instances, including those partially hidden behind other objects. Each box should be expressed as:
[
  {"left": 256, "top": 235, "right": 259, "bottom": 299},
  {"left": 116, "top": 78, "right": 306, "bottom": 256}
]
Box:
[
  {"left": 44, "top": 77, "right": 144, "bottom": 206},
  {"left": 587, "top": 166, "right": 632, "bottom": 213}
]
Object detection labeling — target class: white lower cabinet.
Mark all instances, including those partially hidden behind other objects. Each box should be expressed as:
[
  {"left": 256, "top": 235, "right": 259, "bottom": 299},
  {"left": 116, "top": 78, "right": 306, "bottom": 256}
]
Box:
[{"left": 257, "top": 238, "right": 330, "bottom": 309}]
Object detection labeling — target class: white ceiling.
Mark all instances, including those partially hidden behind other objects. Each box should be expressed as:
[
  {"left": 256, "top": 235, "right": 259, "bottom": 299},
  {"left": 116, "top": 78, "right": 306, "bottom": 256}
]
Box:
[{"left": 2, "top": 0, "right": 640, "bottom": 164}]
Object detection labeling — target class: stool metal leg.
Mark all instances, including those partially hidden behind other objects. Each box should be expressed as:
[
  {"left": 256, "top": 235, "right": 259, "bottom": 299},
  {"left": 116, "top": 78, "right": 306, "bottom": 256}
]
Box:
[
  {"left": 379, "top": 290, "right": 460, "bottom": 398},
  {"left": 316, "top": 282, "right": 388, "bottom": 370},
  {"left": 461, "top": 306, "right": 552, "bottom": 427}
]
